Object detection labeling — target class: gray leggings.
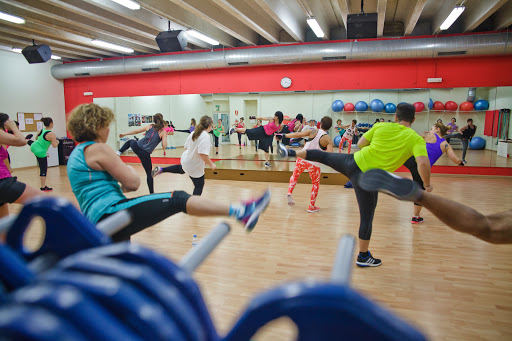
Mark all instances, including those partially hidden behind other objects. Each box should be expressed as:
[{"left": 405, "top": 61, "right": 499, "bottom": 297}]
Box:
[
  {"left": 303, "top": 150, "right": 378, "bottom": 240},
  {"left": 445, "top": 133, "right": 469, "bottom": 161}
]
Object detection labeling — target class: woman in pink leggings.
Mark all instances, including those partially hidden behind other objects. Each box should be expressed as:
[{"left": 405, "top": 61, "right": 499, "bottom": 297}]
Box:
[
  {"left": 339, "top": 119, "right": 358, "bottom": 154},
  {"left": 282, "top": 116, "right": 333, "bottom": 212}
]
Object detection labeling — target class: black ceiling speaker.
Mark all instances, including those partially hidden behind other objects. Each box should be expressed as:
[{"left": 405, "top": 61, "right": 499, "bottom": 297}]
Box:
[
  {"left": 22, "top": 44, "right": 52, "bottom": 63},
  {"left": 155, "top": 30, "right": 188, "bottom": 52},
  {"left": 347, "top": 13, "right": 378, "bottom": 39}
]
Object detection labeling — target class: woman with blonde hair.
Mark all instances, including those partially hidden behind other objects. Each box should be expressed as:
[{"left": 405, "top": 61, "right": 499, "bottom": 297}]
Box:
[
  {"left": 117, "top": 113, "right": 167, "bottom": 193},
  {"left": 153, "top": 115, "right": 217, "bottom": 196},
  {"left": 67, "top": 104, "right": 270, "bottom": 241}
]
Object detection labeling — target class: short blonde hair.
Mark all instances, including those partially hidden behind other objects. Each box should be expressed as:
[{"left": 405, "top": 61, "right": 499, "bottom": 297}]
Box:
[{"left": 67, "top": 103, "right": 114, "bottom": 142}]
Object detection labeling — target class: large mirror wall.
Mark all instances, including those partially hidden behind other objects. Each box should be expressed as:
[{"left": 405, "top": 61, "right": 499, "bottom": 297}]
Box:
[{"left": 94, "top": 86, "right": 512, "bottom": 168}]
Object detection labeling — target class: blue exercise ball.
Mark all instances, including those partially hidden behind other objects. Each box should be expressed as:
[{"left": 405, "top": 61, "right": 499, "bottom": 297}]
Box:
[
  {"left": 355, "top": 101, "right": 368, "bottom": 112},
  {"left": 469, "top": 136, "right": 485, "bottom": 150},
  {"left": 332, "top": 100, "right": 344, "bottom": 112},
  {"left": 428, "top": 98, "right": 434, "bottom": 110},
  {"left": 385, "top": 103, "right": 396, "bottom": 113},
  {"left": 370, "top": 99, "right": 385, "bottom": 112},
  {"left": 474, "top": 99, "right": 489, "bottom": 111},
  {"left": 334, "top": 135, "right": 341, "bottom": 147}
]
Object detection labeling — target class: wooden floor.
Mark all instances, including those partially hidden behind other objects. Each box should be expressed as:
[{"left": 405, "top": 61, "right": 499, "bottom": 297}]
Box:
[
  {"left": 10, "top": 165, "right": 512, "bottom": 340},
  {"left": 140, "top": 143, "right": 512, "bottom": 168}
]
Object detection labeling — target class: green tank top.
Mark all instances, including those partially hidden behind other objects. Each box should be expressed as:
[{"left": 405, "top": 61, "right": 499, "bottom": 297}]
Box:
[
  {"left": 213, "top": 125, "right": 223, "bottom": 137},
  {"left": 30, "top": 129, "right": 52, "bottom": 158}
]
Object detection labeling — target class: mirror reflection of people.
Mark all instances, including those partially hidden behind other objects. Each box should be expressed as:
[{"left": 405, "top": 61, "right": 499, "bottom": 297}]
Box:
[
  {"left": 175, "top": 118, "right": 196, "bottom": 133},
  {"left": 380, "top": 118, "right": 385, "bottom": 122},
  {"left": 27, "top": 117, "right": 59, "bottom": 191},
  {"left": 233, "top": 117, "right": 245, "bottom": 149},
  {"left": 437, "top": 119, "right": 443, "bottom": 124},
  {"left": 252, "top": 119, "right": 262, "bottom": 152},
  {"left": 339, "top": 119, "right": 358, "bottom": 154},
  {"left": 444, "top": 118, "right": 476, "bottom": 164},
  {"left": 212, "top": 118, "right": 225, "bottom": 155}
]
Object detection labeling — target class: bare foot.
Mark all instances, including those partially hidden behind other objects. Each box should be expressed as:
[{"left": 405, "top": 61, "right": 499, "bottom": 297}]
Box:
[{"left": 287, "top": 194, "right": 295, "bottom": 206}]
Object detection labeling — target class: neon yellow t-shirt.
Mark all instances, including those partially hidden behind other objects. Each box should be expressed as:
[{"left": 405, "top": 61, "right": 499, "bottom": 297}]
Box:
[{"left": 354, "top": 123, "right": 428, "bottom": 173}]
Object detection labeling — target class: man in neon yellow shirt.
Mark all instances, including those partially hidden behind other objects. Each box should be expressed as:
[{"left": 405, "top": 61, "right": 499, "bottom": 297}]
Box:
[{"left": 278, "top": 103, "right": 431, "bottom": 267}]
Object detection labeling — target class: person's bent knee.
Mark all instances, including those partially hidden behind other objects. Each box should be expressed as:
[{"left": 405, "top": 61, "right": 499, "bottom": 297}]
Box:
[{"left": 171, "top": 190, "right": 191, "bottom": 214}]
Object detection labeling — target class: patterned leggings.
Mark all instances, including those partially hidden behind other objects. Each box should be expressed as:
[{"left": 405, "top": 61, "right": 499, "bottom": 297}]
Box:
[
  {"left": 287, "top": 158, "right": 321, "bottom": 207},
  {"left": 339, "top": 136, "right": 353, "bottom": 153}
]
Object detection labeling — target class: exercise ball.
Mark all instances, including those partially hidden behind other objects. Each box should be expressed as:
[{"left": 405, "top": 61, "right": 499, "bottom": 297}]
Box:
[
  {"left": 332, "top": 100, "right": 344, "bottom": 112},
  {"left": 345, "top": 102, "right": 355, "bottom": 112},
  {"left": 334, "top": 135, "right": 342, "bottom": 147},
  {"left": 445, "top": 101, "right": 458, "bottom": 111},
  {"left": 355, "top": 101, "right": 368, "bottom": 112},
  {"left": 460, "top": 101, "right": 474, "bottom": 111},
  {"left": 428, "top": 98, "right": 434, "bottom": 110},
  {"left": 413, "top": 102, "right": 425, "bottom": 112},
  {"left": 433, "top": 101, "right": 445, "bottom": 110},
  {"left": 384, "top": 103, "right": 396, "bottom": 113},
  {"left": 474, "top": 99, "right": 489, "bottom": 111},
  {"left": 370, "top": 99, "right": 385, "bottom": 112},
  {"left": 469, "top": 136, "right": 486, "bottom": 150}
]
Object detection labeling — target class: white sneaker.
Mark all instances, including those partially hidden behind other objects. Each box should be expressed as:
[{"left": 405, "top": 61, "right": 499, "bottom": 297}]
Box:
[
  {"left": 116, "top": 151, "right": 122, "bottom": 156},
  {"left": 264, "top": 162, "right": 271, "bottom": 168}
]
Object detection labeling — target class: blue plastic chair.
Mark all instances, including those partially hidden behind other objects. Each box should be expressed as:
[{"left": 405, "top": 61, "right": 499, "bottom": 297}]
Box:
[
  {"left": 0, "top": 243, "right": 35, "bottom": 291},
  {"left": 82, "top": 242, "right": 219, "bottom": 341},
  {"left": 55, "top": 252, "right": 204, "bottom": 341},
  {"left": 10, "top": 283, "right": 139, "bottom": 340},
  {"left": 224, "top": 282, "right": 426, "bottom": 341},
  {"left": 41, "top": 270, "right": 186, "bottom": 341},
  {"left": 0, "top": 304, "right": 87, "bottom": 340},
  {"left": 5, "top": 197, "right": 110, "bottom": 261}
]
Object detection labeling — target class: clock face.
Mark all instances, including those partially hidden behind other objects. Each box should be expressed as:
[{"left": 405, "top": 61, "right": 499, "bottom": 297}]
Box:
[{"left": 281, "top": 77, "right": 292, "bottom": 88}]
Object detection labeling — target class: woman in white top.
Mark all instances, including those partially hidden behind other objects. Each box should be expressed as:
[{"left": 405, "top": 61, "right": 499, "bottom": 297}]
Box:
[
  {"left": 339, "top": 119, "right": 358, "bottom": 154},
  {"left": 152, "top": 116, "right": 216, "bottom": 195}
]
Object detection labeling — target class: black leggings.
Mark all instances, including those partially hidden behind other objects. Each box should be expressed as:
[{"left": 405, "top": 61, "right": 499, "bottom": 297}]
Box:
[
  {"left": 161, "top": 164, "right": 205, "bottom": 196},
  {"left": 98, "top": 191, "right": 191, "bottom": 242},
  {"left": 36, "top": 157, "right": 48, "bottom": 177},
  {"left": 403, "top": 156, "right": 424, "bottom": 207},
  {"left": 237, "top": 132, "right": 243, "bottom": 145},
  {"left": 119, "top": 140, "right": 154, "bottom": 193},
  {"left": 303, "top": 150, "right": 378, "bottom": 240},
  {"left": 214, "top": 135, "right": 219, "bottom": 148}
]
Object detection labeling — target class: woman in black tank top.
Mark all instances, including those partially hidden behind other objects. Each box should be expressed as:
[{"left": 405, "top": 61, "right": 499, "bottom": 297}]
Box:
[{"left": 459, "top": 118, "right": 477, "bottom": 163}]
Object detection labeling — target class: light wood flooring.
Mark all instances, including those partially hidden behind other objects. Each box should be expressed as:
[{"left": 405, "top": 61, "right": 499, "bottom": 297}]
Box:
[{"left": 8, "top": 165, "right": 512, "bottom": 340}]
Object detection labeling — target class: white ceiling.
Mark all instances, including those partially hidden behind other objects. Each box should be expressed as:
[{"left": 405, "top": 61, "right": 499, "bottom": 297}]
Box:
[{"left": 0, "top": 0, "right": 511, "bottom": 61}]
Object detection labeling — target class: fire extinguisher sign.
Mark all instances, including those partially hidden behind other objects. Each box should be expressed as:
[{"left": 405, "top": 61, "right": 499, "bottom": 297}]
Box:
[{"left": 235, "top": 110, "right": 238, "bottom": 116}]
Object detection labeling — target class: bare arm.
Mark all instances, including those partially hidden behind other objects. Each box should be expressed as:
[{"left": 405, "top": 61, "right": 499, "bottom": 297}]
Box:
[
  {"left": 320, "top": 135, "right": 334, "bottom": 152},
  {"left": 416, "top": 155, "right": 432, "bottom": 192},
  {"left": 119, "top": 125, "right": 149, "bottom": 138},
  {"left": 256, "top": 117, "right": 272, "bottom": 121},
  {"left": 199, "top": 153, "right": 216, "bottom": 170},
  {"left": 0, "top": 121, "right": 26, "bottom": 146},
  {"left": 84, "top": 143, "right": 140, "bottom": 191},
  {"left": 357, "top": 136, "right": 370, "bottom": 149},
  {"left": 46, "top": 132, "right": 59, "bottom": 148},
  {"left": 284, "top": 129, "right": 315, "bottom": 139},
  {"left": 443, "top": 142, "right": 462, "bottom": 165}
]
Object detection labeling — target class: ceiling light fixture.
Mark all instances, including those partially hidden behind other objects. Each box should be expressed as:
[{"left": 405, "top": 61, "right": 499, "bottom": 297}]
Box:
[
  {"left": 11, "top": 47, "right": 22, "bottom": 53},
  {"left": 51, "top": 55, "right": 61, "bottom": 60},
  {"left": 440, "top": 6, "right": 465, "bottom": 30},
  {"left": 307, "top": 18, "right": 324, "bottom": 38},
  {"left": 91, "top": 40, "right": 134, "bottom": 53},
  {"left": 0, "top": 11, "right": 25, "bottom": 24},
  {"left": 187, "top": 30, "right": 219, "bottom": 45},
  {"left": 111, "top": 0, "right": 140, "bottom": 10}
]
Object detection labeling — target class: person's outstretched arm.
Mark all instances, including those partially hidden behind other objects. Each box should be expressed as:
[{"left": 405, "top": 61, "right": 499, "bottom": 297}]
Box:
[
  {"left": 200, "top": 153, "right": 216, "bottom": 170},
  {"left": 416, "top": 155, "right": 432, "bottom": 192},
  {"left": 443, "top": 142, "right": 462, "bottom": 165},
  {"left": 1, "top": 121, "right": 26, "bottom": 146},
  {"left": 119, "top": 125, "right": 148, "bottom": 138},
  {"left": 284, "top": 129, "right": 314, "bottom": 139}
]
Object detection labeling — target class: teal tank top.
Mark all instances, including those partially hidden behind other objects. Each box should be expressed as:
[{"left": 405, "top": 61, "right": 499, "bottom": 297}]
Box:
[
  {"left": 30, "top": 129, "right": 52, "bottom": 158},
  {"left": 67, "top": 141, "right": 126, "bottom": 224}
]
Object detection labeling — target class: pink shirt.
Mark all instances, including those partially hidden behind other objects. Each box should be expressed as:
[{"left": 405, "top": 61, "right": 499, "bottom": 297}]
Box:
[
  {"left": 164, "top": 126, "right": 174, "bottom": 133},
  {"left": 263, "top": 121, "right": 280, "bottom": 135},
  {"left": 0, "top": 146, "right": 11, "bottom": 180}
]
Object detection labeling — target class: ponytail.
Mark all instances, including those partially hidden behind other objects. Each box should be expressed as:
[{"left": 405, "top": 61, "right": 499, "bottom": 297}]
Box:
[
  {"left": 152, "top": 113, "right": 164, "bottom": 131},
  {"left": 192, "top": 115, "right": 213, "bottom": 141},
  {"left": 41, "top": 117, "right": 53, "bottom": 127},
  {"left": 434, "top": 123, "right": 448, "bottom": 137}
]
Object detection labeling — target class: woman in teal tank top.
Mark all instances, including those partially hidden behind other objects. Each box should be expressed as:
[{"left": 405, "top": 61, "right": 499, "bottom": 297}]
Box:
[{"left": 28, "top": 117, "right": 59, "bottom": 191}]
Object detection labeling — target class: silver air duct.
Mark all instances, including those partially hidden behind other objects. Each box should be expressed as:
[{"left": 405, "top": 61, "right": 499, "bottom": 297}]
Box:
[
  {"left": 467, "top": 87, "right": 477, "bottom": 102},
  {"left": 51, "top": 32, "right": 512, "bottom": 80}
]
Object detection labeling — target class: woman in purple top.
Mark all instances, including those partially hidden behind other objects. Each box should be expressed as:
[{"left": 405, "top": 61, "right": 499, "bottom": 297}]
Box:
[
  {"left": 403, "top": 123, "right": 463, "bottom": 224},
  {"left": 445, "top": 117, "right": 458, "bottom": 143}
]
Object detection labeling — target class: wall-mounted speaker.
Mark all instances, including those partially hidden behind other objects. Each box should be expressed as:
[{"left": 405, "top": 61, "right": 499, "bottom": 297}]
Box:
[
  {"left": 22, "top": 44, "right": 52, "bottom": 64},
  {"left": 347, "top": 13, "right": 378, "bottom": 39},
  {"left": 155, "top": 30, "right": 188, "bottom": 52}
]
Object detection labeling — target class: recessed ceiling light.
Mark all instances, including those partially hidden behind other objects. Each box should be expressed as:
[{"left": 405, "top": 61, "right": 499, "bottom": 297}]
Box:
[
  {"left": 111, "top": 0, "right": 140, "bottom": 10},
  {"left": 51, "top": 55, "right": 61, "bottom": 60},
  {"left": 187, "top": 30, "right": 219, "bottom": 45},
  {"left": 91, "top": 40, "right": 134, "bottom": 53},
  {"left": 0, "top": 11, "right": 25, "bottom": 24}
]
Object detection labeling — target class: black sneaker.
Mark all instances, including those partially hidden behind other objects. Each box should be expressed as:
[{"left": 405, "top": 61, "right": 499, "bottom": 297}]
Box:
[
  {"left": 276, "top": 142, "right": 288, "bottom": 158},
  {"left": 264, "top": 161, "right": 271, "bottom": 168},
  {"left": 356, "top": 251, "right": 382, "bottom": 267},
  {"left": 411, "top": 216, "right": 424, "bottom": 224},
  {"left": 359, "top": 169, "right": 422, "bottom": 202}
]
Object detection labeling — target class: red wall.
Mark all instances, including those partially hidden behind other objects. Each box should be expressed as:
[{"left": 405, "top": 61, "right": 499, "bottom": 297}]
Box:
[{"left": 63, "top": 55, "right": 512, "bottom": 115}]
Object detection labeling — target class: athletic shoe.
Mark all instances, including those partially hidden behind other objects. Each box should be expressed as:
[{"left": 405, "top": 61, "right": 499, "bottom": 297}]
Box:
[
  {"left": 116, "top": 151, "right": 122, "bottom": 156},
  {"left": 462, "top": 160, "right": 467, "bottom": 164},
  {"left": 229, "top": 128, "right": 235, "bottom": 135},
  {"left": 411, "top": 216, "right": 424, "bottom": 224},
  {"left": 25, "top": 134, "right": 33, "bottom": 140},
  {"left": 307, "top": 205, "right": 320, "bottom": 213},
  {"left": 276, "top": 142, "right": 288, "bottom": 158},
  {"left": 458, "top": 162, "right": 465, "bottom": 166},
  {"left": 41, "top": 186, "right": 53, "bottom": 192},
  {"left": 238, "top": 188, "right": 271, "bottom": 232},
  {"left": 151, "top": 166, "right": 162, "bottom": 178},
  {"left": 359, "top": 169, "right": 422, "bottom": 202},
  {"left": 356, "top": 251, "right": 382, "bottom": 267},
  {"left": 264, "top": 162, "right": 271, "bottom": 168}
]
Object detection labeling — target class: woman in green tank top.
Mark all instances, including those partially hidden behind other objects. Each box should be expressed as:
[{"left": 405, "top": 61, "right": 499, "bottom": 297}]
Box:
[
  {"left": 28, "top": 117, "right": 59, "bottom": 191},
  {"left": 212, "top": 118, "right": 225, "bottom": 155}
]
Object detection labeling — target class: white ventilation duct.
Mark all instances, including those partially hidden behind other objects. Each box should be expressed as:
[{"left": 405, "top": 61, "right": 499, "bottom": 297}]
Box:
[
  {"left": 467, "top": 87, "right": 477, "bottom": 102},
  {"left": 51, "top": 32, "right": 512, "bottom": 80}
]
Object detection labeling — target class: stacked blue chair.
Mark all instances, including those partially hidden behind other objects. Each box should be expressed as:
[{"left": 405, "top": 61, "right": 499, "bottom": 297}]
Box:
[{"left": 0, "top": 197, "right": 426, "bottom": 340}]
